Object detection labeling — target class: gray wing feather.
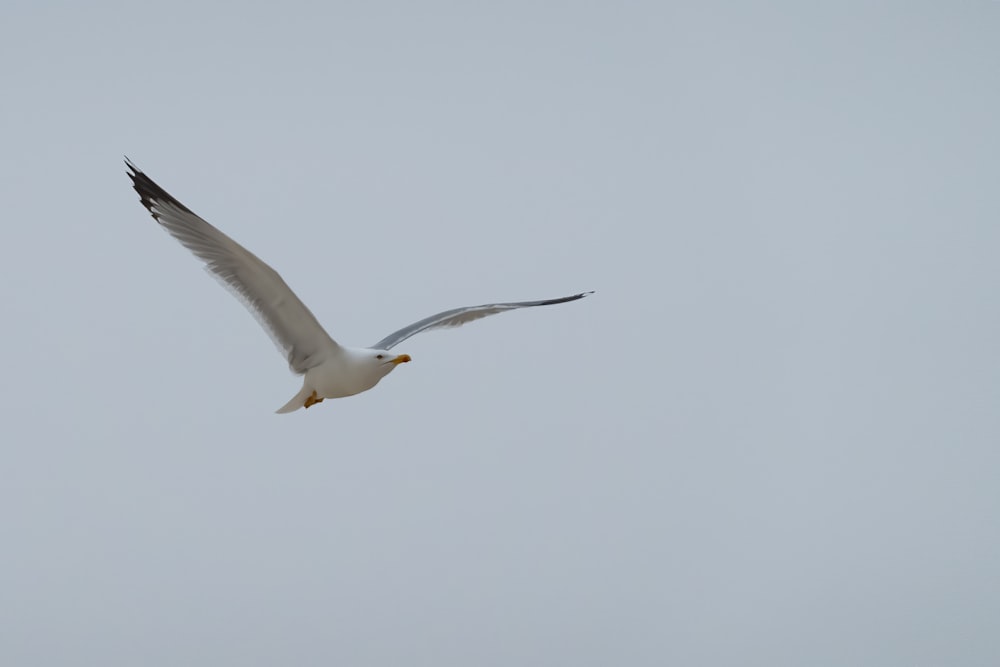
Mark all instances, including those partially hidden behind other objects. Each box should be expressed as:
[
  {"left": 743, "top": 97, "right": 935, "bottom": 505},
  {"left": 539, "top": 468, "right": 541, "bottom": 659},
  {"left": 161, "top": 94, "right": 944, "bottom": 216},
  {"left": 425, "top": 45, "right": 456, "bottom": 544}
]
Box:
[
  {"left": 372, "top": 292, "right": 593, "bottom": 350},
  {"left": 126, "top": 158, "right": 339, "bottom": 374}
]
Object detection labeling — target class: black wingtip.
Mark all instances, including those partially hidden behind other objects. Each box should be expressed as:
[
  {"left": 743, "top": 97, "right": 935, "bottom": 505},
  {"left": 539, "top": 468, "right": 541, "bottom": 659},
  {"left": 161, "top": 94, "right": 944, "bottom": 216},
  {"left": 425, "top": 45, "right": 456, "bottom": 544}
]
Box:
[
  {"left": 125, "top": 158, "right": 196, "bottom": 217},
  {"left": 535, "top": 291, "right": 594, "bottom": 307}
]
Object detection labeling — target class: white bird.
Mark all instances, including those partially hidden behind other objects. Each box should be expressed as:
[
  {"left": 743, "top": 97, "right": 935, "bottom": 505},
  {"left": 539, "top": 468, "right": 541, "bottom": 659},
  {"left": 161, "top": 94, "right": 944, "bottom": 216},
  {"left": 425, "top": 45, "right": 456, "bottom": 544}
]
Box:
[{"left": 126, "top": 159, "right": 592, "bottom": 413}]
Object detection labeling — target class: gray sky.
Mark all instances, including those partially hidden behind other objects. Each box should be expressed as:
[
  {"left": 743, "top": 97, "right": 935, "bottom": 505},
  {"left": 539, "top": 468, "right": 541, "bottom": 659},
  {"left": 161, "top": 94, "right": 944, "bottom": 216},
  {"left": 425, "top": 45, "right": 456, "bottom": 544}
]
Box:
[{"left": 2, "top": 2, "right": 999, "bottom": 665}]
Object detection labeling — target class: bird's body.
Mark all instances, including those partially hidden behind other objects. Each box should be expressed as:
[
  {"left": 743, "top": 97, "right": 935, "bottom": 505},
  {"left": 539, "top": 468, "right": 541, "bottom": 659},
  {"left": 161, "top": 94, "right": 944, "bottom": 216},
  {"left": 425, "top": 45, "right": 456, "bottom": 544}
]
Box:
[
  {"left": 278, "top": 347, "right": 413, "bottom": 413},
  {"left": 305, "top": 347, "right": 390, "bottom": 400},
  {"left": 125, "top": 158, "right": 591, "bottom": 413}
]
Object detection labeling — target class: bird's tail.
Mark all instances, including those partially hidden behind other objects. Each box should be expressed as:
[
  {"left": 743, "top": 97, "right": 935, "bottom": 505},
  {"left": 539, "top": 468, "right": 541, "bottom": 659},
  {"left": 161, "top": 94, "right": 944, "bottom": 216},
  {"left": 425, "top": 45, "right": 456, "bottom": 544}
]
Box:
[{"left": 275, "top": 384, "right": 313, "bottom": 414}]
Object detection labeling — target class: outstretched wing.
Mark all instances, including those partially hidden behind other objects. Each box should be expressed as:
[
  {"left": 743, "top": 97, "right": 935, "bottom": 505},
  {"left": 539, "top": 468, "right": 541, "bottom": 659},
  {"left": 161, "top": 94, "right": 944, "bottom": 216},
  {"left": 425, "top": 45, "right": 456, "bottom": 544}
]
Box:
[
  {"left": 371, "top": 292, "right": 593, "bottom": 350},
  {"left": 126, "top": 158, "right": 340, "bottom": 374}
]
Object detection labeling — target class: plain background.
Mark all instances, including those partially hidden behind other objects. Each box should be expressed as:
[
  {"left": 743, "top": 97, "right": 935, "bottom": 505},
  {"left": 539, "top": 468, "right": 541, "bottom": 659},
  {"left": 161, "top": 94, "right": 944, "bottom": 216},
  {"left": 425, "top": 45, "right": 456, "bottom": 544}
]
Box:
[{"left": 2, "top": 2, "right": 998, "bottom": 665}]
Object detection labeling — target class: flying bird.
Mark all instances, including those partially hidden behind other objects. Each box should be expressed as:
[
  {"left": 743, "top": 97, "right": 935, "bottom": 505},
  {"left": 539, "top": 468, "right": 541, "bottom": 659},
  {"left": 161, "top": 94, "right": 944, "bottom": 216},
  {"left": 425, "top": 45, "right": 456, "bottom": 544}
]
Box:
[{"left": 125, "top": 159, "right": 592, "bottom": 413}]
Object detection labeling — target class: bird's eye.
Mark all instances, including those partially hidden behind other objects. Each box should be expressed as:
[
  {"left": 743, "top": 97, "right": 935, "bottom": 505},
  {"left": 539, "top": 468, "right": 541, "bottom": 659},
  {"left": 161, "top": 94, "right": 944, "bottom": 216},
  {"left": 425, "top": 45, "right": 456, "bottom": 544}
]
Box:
[{"left": 376, "top": 354, "right": 384, "bottom": 360}]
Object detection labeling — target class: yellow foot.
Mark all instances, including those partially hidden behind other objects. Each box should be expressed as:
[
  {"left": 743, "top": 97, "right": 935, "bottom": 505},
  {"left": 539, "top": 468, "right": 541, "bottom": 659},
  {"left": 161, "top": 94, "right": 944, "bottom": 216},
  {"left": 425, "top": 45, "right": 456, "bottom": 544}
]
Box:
[{"left": 303, "top": 390, "right": 325, "bottom": 409}]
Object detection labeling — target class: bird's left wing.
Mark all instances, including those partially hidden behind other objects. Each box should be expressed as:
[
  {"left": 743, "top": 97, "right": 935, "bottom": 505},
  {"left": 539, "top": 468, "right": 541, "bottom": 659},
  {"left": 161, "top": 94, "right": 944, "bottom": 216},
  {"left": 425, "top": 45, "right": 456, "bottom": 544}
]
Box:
[
  {"left": 126, "top": 158, "right": 340, "bottom": 374},
  {"left": 371, "top": 292, "right": 593, "bottom": 350}
]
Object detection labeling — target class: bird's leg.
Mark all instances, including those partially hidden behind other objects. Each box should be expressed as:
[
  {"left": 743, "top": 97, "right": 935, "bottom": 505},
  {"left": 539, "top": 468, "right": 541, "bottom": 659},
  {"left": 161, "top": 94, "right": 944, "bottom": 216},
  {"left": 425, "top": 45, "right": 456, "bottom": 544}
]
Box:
[{"left": 304, "top": 390, "right": 325, "bottom": 409}]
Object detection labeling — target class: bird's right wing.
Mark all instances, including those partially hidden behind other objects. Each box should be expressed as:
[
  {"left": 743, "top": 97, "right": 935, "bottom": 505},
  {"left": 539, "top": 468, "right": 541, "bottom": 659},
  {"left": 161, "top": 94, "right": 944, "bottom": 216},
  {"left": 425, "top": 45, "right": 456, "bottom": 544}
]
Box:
[
  {"left": 126, "top": 158, "right": 340, "bottom": 374},
  {"left": 371, "top": 292, "right": 593, "bottom": 350}
]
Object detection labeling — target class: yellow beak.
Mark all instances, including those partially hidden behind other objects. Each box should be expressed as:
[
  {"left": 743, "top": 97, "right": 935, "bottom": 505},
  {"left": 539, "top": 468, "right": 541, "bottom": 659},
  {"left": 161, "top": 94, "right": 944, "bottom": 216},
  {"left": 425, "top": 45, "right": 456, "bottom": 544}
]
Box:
[{"left": 392, "top": 354, "right": 412, "bottom": 365}]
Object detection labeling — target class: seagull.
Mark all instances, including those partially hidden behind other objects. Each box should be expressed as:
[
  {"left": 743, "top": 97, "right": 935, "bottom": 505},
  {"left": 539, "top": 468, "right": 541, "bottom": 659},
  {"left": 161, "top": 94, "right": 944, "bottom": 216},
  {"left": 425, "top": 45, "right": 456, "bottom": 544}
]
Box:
[{"left": 125, "top": 159, "right": 592, "bottom": 413}]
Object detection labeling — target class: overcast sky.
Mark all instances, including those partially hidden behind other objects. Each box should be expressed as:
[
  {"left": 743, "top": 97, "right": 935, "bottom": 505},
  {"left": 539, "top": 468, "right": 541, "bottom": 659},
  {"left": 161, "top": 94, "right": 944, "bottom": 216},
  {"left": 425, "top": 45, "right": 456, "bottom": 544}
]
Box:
[{"left": 2, "top": 2, "right": 999, "bottom": 665}]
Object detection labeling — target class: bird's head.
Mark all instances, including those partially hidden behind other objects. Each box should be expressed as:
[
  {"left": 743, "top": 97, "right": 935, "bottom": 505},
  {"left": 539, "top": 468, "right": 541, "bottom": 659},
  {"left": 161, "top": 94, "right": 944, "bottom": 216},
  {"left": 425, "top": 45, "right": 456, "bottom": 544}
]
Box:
[{"left": 372, "top": 350, "right": 412, "bottom": 378}]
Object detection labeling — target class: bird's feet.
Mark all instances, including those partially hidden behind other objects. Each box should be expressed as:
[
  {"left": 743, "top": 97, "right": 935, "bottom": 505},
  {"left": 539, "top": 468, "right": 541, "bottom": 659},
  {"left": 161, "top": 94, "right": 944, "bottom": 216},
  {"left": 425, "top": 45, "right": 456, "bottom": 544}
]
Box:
[{"left": 304, "top": 390, "right": 325, "bottom": 409}]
